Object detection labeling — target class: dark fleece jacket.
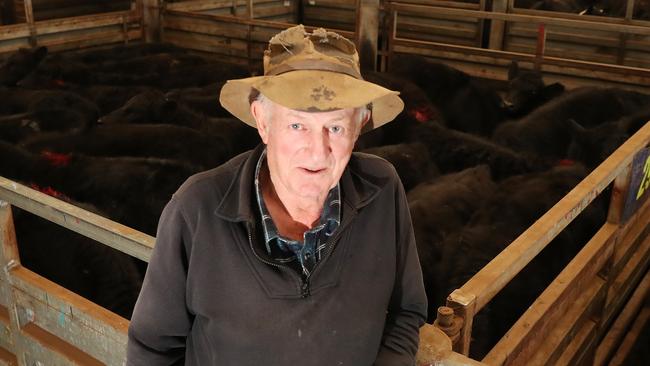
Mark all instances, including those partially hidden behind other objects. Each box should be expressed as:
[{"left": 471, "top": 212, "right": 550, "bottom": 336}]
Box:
[{"left": 127, "top": 145, "right": 427, "bottom": 366}]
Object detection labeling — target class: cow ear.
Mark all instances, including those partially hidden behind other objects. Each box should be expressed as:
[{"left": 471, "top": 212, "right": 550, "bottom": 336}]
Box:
[
  {"left": 541, "top": 82, "right": 565, "bottom": 98},
  {"left": 508, "top": 61, "right": 519, "bottom": 81}
]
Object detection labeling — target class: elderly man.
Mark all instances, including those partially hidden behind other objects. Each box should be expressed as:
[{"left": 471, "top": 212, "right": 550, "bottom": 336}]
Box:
[{"left": 127, "top": 25, "right": 427, "bottom": 365}]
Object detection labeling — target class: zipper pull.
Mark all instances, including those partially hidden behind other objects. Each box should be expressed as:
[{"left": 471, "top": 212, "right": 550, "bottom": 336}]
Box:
[{"left": 301, "top": 280, "right": 310, "bottom": 298}]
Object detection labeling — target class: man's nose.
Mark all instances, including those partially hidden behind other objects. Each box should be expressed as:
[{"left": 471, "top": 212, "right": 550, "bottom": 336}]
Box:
[{"left": 308, "top": 129, "right": 331, "bottom": 160}]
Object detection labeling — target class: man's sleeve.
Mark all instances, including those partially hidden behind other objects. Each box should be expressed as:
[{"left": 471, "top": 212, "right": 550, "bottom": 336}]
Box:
[
  {"left": 375, "top": 180, "right": 428, "bottom": 366},
  {"left": 127, "top": 197, "right": 193, "bottom": 365}
]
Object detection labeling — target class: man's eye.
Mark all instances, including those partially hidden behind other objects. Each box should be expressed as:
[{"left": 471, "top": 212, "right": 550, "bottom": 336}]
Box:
[
  {"left": 329, "top": 126, "right": 343, "bottom": 134},
  {"left": 290, "top": 123, "right": 302, "bottom": 130}
]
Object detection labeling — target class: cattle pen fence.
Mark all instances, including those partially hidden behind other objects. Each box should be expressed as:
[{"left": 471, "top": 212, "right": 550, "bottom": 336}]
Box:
[
  {"left": 3, "top": 1, "right": 650, "bottom": 91},
  {"left": 1, "top": 0, "right": 650, "bottom": 365}
]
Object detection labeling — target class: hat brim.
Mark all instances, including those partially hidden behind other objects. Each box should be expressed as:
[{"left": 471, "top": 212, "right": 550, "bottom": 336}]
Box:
[{"left": 219, "top": 70, "right": 404, "bottom": 132}]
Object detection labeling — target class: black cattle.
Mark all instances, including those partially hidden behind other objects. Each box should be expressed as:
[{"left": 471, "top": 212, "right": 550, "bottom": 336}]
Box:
[
  {"left": 360, "top": 70, "right": 439, "bottom": 147},
  {"left": 0, "top": 109, "right": 89, "bottom": 143},
  {"left": 591, "top": 0, "right": 650, "bottom": 19},
  {"left": 435, "top": 164, "right": 606, "bottom": 358},
  {"left": 96, "top": 52, "right": 207, "bottom": 76},
  {"left": 0, "top": 88, "right": 99, "bottom": 130},
  {"left": 72, "top": 42, "right": 185, "bottom": 64},
  {"left": 97, "top": 90, "right": 175, "bottom": 125},
  {"left": 18, "top": 43, "right": 184, "bottom": 87},
  {"left": 492, "top": 87, "right": 650, "bottom": 160},
  {"left": 22, "top": 124, "right": 232, "bottom": 170},
  {"left": 77, "top": 85, "right": 157, "bottom": 115},
  {"left": 503, "top": 61, "right": 565, "bottom": 118},
  {"left": 361, "top": 143, "right": 439, "bottom": 191},
  {"left": 362, "top": 70, "right": 440, "bottom": 122},
  {"left": 389, "top": 54, "right": 505, "bottom": 136},
  {"left": 22, "top": 52, "right": 163, "bottom": 87},
  {"left": 98, "top": 90, "right": 260, "bottom": 155},
  {"left": 164, "top": 82, "right": 232, "bottom": 118},
  {"left": 42, "top": 52, "right": 207, "bottom": 88},
  {"left": 15, "top": 44, "right": 245, "bottom": 90},
  {"left": 567, "top": 106, "right": 650, "bottom": 169},
  {"left": 407, "top": 165, "right": 496, "bottom": 320},
  {"left": 160, "top": 62, "right": 251, "bottom": 89},
  {"left": 0, "top": 112, "right": 40, "bottom": 143},
  {"left": 0, "top": 46, "right": 48, "bottom": 86},
  {"left": 13, "top": 205, "right": 143, "bottom": 318},
  {"left": 514, "top": 0, "right": 594, "bottom": 13},
  {"left": 408, "top": 121, "right": 550, "bottom": 180},
  {"left": 0, "top": 141, "right": 199, "bottom": 235}
]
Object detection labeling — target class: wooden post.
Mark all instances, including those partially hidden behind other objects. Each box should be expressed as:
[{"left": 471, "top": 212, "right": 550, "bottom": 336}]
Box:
[
  {"left": 488, "top": 0, "right": 507, "bottom": 50},
  {"left": 23, "top": 0, "right": 35, "bottom": 46},
  {"left": 0, "top": 202, "right": 19, "bottom": 267},
  {"left": 246, "top": 0, "right": 253, "bottom": 76},
  {"left": 478, "top": 0, "right": 487, "bottom": 48},
  {"left": 417, "top": 324, "right": 488, "bottom": 366},
  {"left": 141, "top": 0, "right": 161, "bottom": 42},
  {"left": 356, "top": 0, "right": 379, "bottom": 71},
  {"left": 617, "top": 0, "right": 636, "bottom": 65},
  {"left": 534, "top": 23, "right": 546, "bottom": 71},
  {"left": 384, "top": 7, "right": 397, "bottom": 72},
  {"left": 247, "top": 0, "right": 253, "bottom": 19},
  {"left": 625, "top": 0, "right": 636, "bottom": 19},
  {"left": 446, "top": 289, "right": 477, "bottom": 355},
  {"left": 0, "top": 201, "right": 25, "bottom": 365},
  {"left": 377, "top": 1, "right": 389, "bottom": 72}
]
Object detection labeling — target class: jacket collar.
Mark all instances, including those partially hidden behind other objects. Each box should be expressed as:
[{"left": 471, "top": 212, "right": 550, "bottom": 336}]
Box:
[{"left": 214, "top": 144, "right": 382, "bottom": 222}]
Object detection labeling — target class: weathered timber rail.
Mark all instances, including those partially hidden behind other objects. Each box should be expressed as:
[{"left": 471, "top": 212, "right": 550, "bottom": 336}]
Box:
[
  {"left": 0, "top": 178, "right": 153, "bottom": 365},
  {"left": 441, "top": 121, "right": 650, "bottom": 364}
]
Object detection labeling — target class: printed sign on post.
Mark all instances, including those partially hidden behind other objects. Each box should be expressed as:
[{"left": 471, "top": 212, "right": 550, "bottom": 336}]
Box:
[{"left": 622, "top": 147, "right": 650, "bottom": 223}]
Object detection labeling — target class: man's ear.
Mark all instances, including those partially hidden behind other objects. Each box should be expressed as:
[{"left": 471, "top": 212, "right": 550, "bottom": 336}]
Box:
[{"left": 251, "top": 100, "right": 269, "bottom": 144}]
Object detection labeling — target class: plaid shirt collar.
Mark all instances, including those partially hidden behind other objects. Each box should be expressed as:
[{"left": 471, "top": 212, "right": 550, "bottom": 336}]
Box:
[{"left": 254, "top": 149, "right": 341, "bottom": 267}]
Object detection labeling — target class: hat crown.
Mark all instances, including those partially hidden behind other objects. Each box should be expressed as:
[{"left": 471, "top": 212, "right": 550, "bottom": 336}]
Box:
[
  {"left": 264, "top": 25, "right": 361, "bottom": 79},
  {"left": 219, "top": 24, "right": 404, "bottom": 132}
]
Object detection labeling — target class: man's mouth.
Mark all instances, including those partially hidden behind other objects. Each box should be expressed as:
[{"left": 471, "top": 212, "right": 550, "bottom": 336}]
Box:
[{"left": 301, "top": 167, "right": 326, "bottom": 174}]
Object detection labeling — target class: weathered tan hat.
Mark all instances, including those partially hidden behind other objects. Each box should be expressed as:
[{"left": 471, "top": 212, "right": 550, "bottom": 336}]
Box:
[{"left": 219, "top": 24, "right": 404, "bottom": 132}]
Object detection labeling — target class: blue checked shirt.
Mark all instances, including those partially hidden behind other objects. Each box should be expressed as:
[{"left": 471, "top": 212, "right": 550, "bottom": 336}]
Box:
[{"left": 254, "top": 149, "right": 341, "bottom": 278}]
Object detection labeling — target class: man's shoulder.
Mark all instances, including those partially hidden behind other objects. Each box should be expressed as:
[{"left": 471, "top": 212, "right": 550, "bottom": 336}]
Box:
[
  {"left": 344, "top": 152, "right": 403, "bottom": 204},
  {"left": 349, "top": 151, "right": 400, "bottom": 181}
]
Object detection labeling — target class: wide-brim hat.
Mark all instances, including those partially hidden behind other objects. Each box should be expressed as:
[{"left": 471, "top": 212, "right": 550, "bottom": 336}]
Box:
[{"left": 219, "top": 25, "right": 404, "bottom": 133}]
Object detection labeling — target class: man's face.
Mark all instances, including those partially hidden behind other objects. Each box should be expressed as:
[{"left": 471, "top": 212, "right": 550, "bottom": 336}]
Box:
[{"left": 252, "top": 99, "right": 364, "bottom": 203}]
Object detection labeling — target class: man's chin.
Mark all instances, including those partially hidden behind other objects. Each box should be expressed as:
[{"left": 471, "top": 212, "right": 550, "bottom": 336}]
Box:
[{"left": 291, "top": 186, "right": 330, "bottom": 202}]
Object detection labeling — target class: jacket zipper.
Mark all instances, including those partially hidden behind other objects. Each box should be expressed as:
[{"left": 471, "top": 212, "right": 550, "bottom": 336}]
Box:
[
  {"left": 300, "top": 212, "right": 354, "bottom": 298},
  {"left": 246, "top": 212, "right": 354, "bottom": 298},
  {"left": 300, "top": 280, "right": 310, "bottom": 298},
  {"left": 246, "top": 222, "right": 303, "bottom": 294}
]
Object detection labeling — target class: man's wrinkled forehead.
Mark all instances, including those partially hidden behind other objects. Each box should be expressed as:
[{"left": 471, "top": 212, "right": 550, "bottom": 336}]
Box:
[{"left": 276, "top": 103, "right": 357, "bottom": 123}]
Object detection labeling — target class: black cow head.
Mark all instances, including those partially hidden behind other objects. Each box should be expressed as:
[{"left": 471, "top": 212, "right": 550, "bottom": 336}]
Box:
[{"left": 503, "top": 61, "right": 565, "bottom": 117}]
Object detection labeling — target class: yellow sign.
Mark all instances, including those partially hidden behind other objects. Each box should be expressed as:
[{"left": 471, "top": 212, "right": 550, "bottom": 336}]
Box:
[{"left": 636, "top": 154, "right": 650, "bottom": 200}]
